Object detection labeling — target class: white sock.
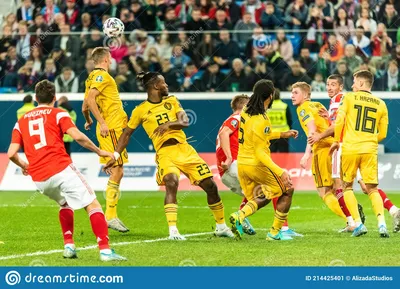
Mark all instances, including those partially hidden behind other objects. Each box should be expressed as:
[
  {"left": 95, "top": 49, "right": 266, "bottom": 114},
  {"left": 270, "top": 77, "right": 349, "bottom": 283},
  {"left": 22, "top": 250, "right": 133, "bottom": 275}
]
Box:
[
  {"left": 389, "top": 206, "right": 399, "bottom": 217},
  {"left": 100, "top": 249, "right": 112, "bottom": 255},
  {"left": 65, "top": 243, "right": 75, "bottom": 249},
  {"left": 169, "top": 225, "right": 178, "bottom": 235},
  {"left": 216, "top": 223, "right": 227, "bottom": 230},
  {"left": 346, "top": 216, "right": 355, "bottom": 227},
  {"left": 281, "top": 226, "right": 289, "bottom": 231},
  {"left": 378, "top": 221, "right": 386, "bottom": 228},
  {"left": 355, "top": 221, "right": 362, "bottom": 227}
]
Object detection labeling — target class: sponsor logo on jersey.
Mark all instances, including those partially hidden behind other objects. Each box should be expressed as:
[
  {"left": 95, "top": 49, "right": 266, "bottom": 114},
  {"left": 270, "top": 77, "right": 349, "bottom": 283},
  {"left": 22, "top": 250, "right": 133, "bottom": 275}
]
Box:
[
  {"left": 300, "top": 109, "right": 305, "bottom": 117},
  {"left": 302, "top": 115, "right": 310, "bottom": 122},
  {"left": 230, "top": 119, "right": 238, "bottom": 128},
  {"left": 95, "top": 75, "right": 103, "bottom": 82},
  {"left": 164, "top": 102, "right": 172, "bottom": 110}
]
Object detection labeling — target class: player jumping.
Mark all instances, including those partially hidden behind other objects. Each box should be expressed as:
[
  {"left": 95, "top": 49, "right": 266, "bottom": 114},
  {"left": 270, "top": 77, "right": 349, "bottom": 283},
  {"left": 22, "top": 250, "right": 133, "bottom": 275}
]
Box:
[
  {"left": 7, "top": 80, "right": 126, "bottom": 261},
  {"left": 229, "top": 80, "right": 298, "bottom": 241},
  {"left": 82, "top": 47, "right": 129, "bottom": 233},
  {"left": 292, "top": 82, "right": 349, "bottom": 227},
  {"left": 103, "top": 72, "right": 234, "bottom": 240},
  {"left": 330, "top": 70, "right": 389, "bottom": 237}
]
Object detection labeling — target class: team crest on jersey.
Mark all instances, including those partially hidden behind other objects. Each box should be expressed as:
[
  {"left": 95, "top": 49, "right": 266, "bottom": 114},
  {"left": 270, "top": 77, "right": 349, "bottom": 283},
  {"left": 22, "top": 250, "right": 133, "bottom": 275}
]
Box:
[
  {"left": 230, "top": 119, "right": 238, "bottom": 128},
  {"left": 95, "top": 75, "right": 103, "bottom": 82},
  {"left": 300, "top": 109, "right": 305, "bottom": 117},
  {"left": 264, "top": 126, "right": 270, "bottom": 134},
  {"left": 164, "top": 102, "right": 172, "bottom": 110}
]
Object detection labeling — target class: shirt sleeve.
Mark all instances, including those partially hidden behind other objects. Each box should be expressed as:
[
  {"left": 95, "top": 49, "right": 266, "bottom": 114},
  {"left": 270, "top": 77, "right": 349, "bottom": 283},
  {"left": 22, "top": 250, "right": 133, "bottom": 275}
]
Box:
[
  {"left": 298, "top": 104, "right": 314, "bottom": 126},
  {"left": 223, "top": 117, "right": 240, "bottom": 132},
  {"left": 57, "top": 111, "right": 76, "bottom": 133},
  {"left": 11, "top": 123, "right": 23, "bottom": 145},
  {"left": 378, "top": 102, "right": 389, "bottom": 142},
  {"left": 334, "top": 94, "right": 349, "bottom": 142},
  {"left": 88, "top": 72, "right": 109, "bottom": 93},
  {"left": 127, "top": 106, "right": 142, "bottom": 130},
  {"left": 173, "top": 96, "right": 185, "bottom": 114}
]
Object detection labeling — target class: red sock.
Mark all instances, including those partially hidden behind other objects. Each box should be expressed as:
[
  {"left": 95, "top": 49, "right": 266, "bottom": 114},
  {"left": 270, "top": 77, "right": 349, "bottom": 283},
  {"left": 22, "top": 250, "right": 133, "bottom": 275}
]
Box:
[
  {"left": 335, "top": 189, "right": 352, "bottom": 217},
  {"left": 89, "top": 208, "right": 110, "bottom": 250},
  {"left": 239, "top": 197, "right": 248, "bottom": 210},
  {"left": 378, "top": 189, "right": 394, "bottom": 212},
  {"left": 273, "top": 197, "right": 289, "bottom": 227},
  {"left": 59, "top": 207, "right": 74, "bottom": 245}
]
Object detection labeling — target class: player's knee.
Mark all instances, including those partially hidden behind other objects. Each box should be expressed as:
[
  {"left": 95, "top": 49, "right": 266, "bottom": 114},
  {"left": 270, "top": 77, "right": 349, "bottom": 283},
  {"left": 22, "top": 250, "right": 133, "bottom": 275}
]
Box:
[
  {"left": 164, "top": 174, "right": 179, "bottom": 190},
  {"left": 284, "top": 188, "right": 294, "bottom": 198},
  {"left": 200, "top": 177, "right": 218, "bottom": 194}
]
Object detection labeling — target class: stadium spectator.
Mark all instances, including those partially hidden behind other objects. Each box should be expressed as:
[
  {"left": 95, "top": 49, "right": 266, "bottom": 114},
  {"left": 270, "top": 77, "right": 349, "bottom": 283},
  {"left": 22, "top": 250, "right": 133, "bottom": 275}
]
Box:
[
  {"left": 161, "top": 58, "right": 181, "bottom": 92},
  {"left": 16, "top": 21, "right": 34, "bottom": 61},
  {"left": 214, "top": 29, "right": 240, "bottom": 69},
  {"left": 41, "top": 0, "right": 60, "bottom": 24},
  {"left": 282, "top": 60, "right": 312, "bottom": 91},
  {"left": 17, "top": 60, "right": 39, "bottom": 92},
  {"left": 115, "top": 61, "right": 136, "bottom": 92},
  {"left": 176, "top": 31, "right": 195, "bottom": 59},
  {"left": 200, "top": 61, "right": 226, "bottom": 91},
  {"left": 175, "top": 0, "right": 195, "bottom": 25},
  {"left": 28, "top": 14, "right": 48, "bottom": 35},
  {"left": 241, "top": 0, "right": 264, "bottom": 25},
  {"left": 226, "top": 58, "right": 250, "bottom": 91},
  {"left": 162, "top": 8, "right": 181, "bottom": 43},
  {"left": 306, "top": 7, "right": 331, "bottom": 52},
  {"left": 284, "top": 0, "right": 308, "bottom": 29},
  {"left": 378, "top": 0, "right": 400, "bottom": 21},
  {"left": 349, "top": 27, "right": 372, "bottom": 57},
  {"left": 119, "top": 8, "right": 141, "bottom": 32},
  {"left": 1, "top": 46, "right": 23, "bottom": 87},
  {"left": 197, "top": 0, "right": 214, "bottom": 21},
  {"left": 342, "top": 44, "right": 363, "bottom": 73},
  {"left": 319, "top": 34, "right": 344, "bottom": 64},
  {"left": 57, "top": 95, "right": 77, "bottom": 156},
  {"left": 213, "top": 0, "right": 241, "bottom": 26},
  {"left": 155, "top": 32, "right": 173, "bottom": 60},
  {"left": 82, "top": 28, "right": 103, "bottom": 51},
  {"left": 17, "top": 0, "right": 34, "bottom": 24},
  {"left": 78, "top": 58, "right": 94, "bottom": 92},
  {"left": 374, "top": 60, "right": 399, "bottom": 91},
  {"left": 41, "top": 58, "right": 57, "bottom": 82},
  {"left": 54, "top": 66, "right": 78, "bottom": 93},
  {"left": 49, "top": 47, "right": 72, "bottom": 75},
  {"left": 298, "top": 47, "right": 317, "bottom": 79},
  {"left": 355, "top": 0, "right": 377, "bottom": 23},
  {"left": 5, "top": 13, "right": 19, "bottom": 34},
  {"left": 311, "top": 73, "right": 326, "bottom": 92},
  {"left": 264, "top": 45, "right": 289, "bottom": 89},
  {"left": 29, "top": 46, "right": 44, "bottom": 75},
  {"left": 334, "top": 8, "right": 355, "bottom": 43},
  {"left": 181, "top": 61, "right": 199, "bottom": 92},
  {"left": 83, "top": 0, "right": 107, "bottom": 29},
  {"left": 273, "top": 29, "right": 294, "bottom": 65},
  {"left": 130, "top": 0, "right": 157, "bottom": 32},
  {"left": 308, "top": 0, "right": 334, "bottom": 29},
  {"left": 76, "top": 12, "right": 91, "bottom": 33},
  {"left": 392, "top": 43, "right": 400, "bottom": 67},
  {"left": 0, "top": 26, "right": 17, "bottom": 54},
  {"left": 333, "top": 60, "right": 353, "bottom": 91},
  {"left": 130, "top": 30, "right": 155, "bottom": 58},
  {"left": 170, "top": 44, "right": 191, "bottom": 73},
  {"left": 144, "top": 47, "right": 162, "bottom": 72},
  {"left": 260, "top": 1, "right": 284, "bottom": 29},
  {"left": 106, "top": 0, "right": 123, "bottom": 19},
  {"left": 208, "top": 9, "right": 232, "bottom": 34},
  {"left": 16, "top": 94, "right": 35, "bottom": 119},
  {"left": 244, "top": 26, "right": 264, "bottom": 60},
  {"left": 185, "top": 8, "right": 207, "bottom": 46},
  {"left": 247, "top": 54, "right": 275, "bottom": 86},
  {"left": 54, "top": 24, "right": 80, "bottom": 69},
  {"left": 195, "top": 32, "right": 215, "bottom": 67},
  {"left": 234, "top": 12, "right": 257, "bottom": 50},
  {"left": 378, "top": 3, "right": 400, "bottom": 43},
  {"left": 63, "top": 0, "right": 80, "bottom": 31},
  {"left": 356, "top": 8, "right": 378, "bottom": 36},
  {"left": 371, "top": 23, "right": 393, "bottom": 57},
  {"left": 339, "top": 0, "right": 357, "bottom": 20}
]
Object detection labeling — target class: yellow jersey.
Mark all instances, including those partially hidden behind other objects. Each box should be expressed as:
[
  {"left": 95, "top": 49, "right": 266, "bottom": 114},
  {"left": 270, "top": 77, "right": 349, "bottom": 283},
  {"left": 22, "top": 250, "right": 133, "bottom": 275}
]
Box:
[
  {"left": 296, "top": 101, "right": 334, "bottom": 152},
  {"left": 127, "top": 96, "right": 188, "bottom": 151},
  {"left": 237, "top": 109, "right": 284, "bottom": 176},
  {"left": 334, "top": 91, "right": 388, "bottom": 155},
  {"left": 84, "top": 68, "right": 127, "bottom": 130}
]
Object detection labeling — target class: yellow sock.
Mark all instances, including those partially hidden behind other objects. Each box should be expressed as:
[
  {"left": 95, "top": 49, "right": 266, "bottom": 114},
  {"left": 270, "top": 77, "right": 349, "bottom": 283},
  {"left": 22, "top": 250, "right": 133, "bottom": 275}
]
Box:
[
  {"left": 369, "top": 190, "right": 385, "bottom": 226},
  {"left": 164, "top": 204, "right": 178, "bottom": 227},
  {"left": 105, "top": 180, "right": 120, "bottom": 220},
  {"left": 238, "top": 200, "right": 258, "bottom": 222},
  {"left": 323, "top": 192, "right": 346, "bottom": 220},
  {"left": 208, "top": 200, "right": 225, "bottom": 224},
  {"left": 270, "top": 210, "right": 288, "bottom": 235},
  {"left": 343, "top": 189, "right": 361, "bottom": 223}
]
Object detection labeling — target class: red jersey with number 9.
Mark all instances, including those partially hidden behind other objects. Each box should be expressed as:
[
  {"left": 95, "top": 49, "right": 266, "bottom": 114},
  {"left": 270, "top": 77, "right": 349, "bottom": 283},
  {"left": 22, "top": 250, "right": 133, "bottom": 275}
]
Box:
[{"left": 11, "top": 106, "right": 76, "bottom": 182}]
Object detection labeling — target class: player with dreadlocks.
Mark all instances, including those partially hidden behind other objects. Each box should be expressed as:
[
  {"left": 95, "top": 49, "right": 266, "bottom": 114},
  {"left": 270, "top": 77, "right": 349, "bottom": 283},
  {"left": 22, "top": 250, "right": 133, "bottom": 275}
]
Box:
[
  {"left": 103, "top": 72, "right": 234, "bottom": 240},
  {"left": 229, "top": 79, "right": 299, "bottom": 240}
]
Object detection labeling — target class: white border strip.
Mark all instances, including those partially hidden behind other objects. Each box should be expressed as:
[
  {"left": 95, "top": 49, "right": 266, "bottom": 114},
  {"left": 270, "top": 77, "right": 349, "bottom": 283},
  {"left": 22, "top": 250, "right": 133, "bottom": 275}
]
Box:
[{"left": 1, "top": 92, "right": 399, "bottom": 101}]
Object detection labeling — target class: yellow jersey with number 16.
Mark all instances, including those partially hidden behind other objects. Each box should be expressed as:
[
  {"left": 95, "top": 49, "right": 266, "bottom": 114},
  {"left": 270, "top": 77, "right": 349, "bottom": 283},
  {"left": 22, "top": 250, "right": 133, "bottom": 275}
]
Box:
[
  {"left": 84, "top": 68, "right": 127, "bottom": 130},
  {"left": 334, "top": 91, "right": 388, "bottom": 155}
]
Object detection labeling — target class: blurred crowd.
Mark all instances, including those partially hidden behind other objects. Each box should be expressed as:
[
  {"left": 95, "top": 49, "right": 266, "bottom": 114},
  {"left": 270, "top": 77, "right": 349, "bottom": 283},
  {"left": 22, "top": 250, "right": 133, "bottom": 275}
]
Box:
[{"left": 1, "top": 0, "right": 400, "bottom": 94}]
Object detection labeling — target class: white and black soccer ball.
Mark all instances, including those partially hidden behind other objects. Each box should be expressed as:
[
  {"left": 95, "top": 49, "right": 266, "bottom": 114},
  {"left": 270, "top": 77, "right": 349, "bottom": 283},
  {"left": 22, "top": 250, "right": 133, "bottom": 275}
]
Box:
[{"left": 103, "top": 17, "right": 125, "bottom": 38}]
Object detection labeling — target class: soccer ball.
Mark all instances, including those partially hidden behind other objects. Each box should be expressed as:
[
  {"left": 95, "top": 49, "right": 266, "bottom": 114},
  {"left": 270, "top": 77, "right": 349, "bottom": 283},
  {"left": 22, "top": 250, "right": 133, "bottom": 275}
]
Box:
[{"left": 103, "top": 17, "right": 125, "bottom": 38}]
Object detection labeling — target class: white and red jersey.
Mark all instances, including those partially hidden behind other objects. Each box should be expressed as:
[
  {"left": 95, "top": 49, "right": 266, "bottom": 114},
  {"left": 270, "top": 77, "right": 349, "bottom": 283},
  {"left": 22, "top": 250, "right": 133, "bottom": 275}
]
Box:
[
  {"left": 11, "top": 106, "right": 76, "bottom": 182},
  {"left": 328, "top": 93, "right": 344, "bottom": 124},
  {"left": 216, "top": 113, "right": 240, "bottom": 176}
]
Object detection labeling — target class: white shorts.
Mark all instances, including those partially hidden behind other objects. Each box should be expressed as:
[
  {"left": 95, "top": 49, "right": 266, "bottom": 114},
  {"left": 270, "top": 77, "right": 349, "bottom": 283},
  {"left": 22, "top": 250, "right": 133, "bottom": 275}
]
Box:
[
  {"left": 35, "top": 164, "right": 96, "bottom": 210},
  {"left": 332, "top": 144, "right": 342, "bottom": 179},
  {"left": 221, "top": 160, "right": 243, "bottom": 196}
]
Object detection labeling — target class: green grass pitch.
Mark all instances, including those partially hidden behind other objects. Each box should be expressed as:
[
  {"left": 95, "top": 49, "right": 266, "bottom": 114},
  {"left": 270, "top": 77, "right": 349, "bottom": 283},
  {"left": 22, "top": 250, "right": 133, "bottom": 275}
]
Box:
[{"left": 0, "top": 191, "right": 400, "bottom": 266}]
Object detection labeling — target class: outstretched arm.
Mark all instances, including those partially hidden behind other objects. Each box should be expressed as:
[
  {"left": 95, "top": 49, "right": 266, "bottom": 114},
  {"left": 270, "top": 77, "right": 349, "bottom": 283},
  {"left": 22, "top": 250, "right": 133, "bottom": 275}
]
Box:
[{"left": 7, "top": 143, "right": 28, "bottom": 175}]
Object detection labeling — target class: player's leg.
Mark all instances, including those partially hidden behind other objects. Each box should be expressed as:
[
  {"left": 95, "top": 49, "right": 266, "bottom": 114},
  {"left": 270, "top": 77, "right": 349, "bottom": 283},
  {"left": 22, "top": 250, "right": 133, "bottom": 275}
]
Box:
[
  {"left": 267, "top": 187, "right": 294, "bottom": 241},
  {"left": 360, "top": 154, "right": 389, "bottom": 237},
  {"left": 163, "top": 173, "right": 185, "bottom": 240},
  {"left": 59, "top": 203, "right": 76, "bottom": 258},
  {"left": 273, "top": 196, "right": 303, "bottom": 237}
]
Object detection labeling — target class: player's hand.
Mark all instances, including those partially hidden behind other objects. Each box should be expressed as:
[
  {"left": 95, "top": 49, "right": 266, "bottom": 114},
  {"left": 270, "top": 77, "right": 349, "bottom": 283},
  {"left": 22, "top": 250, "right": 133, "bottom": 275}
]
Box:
[
  {"left": 329, "top": 142, "right": 340, "bottom": 156},
  {"left": 100, "top": 123, "right": 109, "bottom": 138},
  {"left": 103, "top": 158, "right": 116, "bottom": 175},
  {"left": 308, "top": 132, "right": 321, "bottom": 145},
  {"left": 300, "top": 154, "right": 310, "bottom": 169},
  {"left": 281, "top": 130, "right": 298, "bottom": 139},
  {"left": 318, "top": 108, "right": 329, "bottom": 119},
  {"left": 221, "top": 157, "right": 232, "bottom": 172},
  {"left": 280, "top": 171, "right": 292, "bottom": 188},
  {"left": 21, "top": 162, "right": 29, "bottom": 176},
  {"left": 84, "top": 117, "right": 93, "bottom": 130},
  {"left": 153, "top": 123, "right": 170, "bottom": 137},
  {"left": 98, "top": 150, "right": 115, "bottom": 160}
]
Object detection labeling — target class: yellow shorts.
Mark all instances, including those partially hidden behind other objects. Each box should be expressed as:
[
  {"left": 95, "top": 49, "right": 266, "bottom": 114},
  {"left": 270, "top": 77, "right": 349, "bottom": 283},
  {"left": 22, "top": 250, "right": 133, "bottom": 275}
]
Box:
[
  {"left": 341, "top": 153, "right": 378, "bottom": 184},
  {"left": 238, "top": 164, "right": 287, "bottom": 201},
  {"left": 312, "top": 148, "right": 333, "bottom": 188},
  {"left": 155, "top": 142, "right": 213, "bottom": 186},
  {"left": 96, "top": 128, "right": 128, "bottom": 166}
]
